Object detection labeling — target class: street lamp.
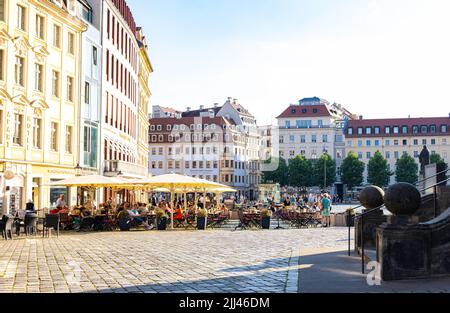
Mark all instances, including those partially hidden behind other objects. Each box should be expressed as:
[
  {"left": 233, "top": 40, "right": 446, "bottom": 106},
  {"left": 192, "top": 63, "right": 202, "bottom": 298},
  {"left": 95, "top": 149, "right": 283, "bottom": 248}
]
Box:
[{"left": 323, "top": 149, "right": 328, "bottom": 191}]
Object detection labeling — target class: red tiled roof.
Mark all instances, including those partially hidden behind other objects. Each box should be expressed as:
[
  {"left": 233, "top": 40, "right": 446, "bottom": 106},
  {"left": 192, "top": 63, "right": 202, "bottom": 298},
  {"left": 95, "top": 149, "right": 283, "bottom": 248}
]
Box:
[
  {"left": 276, "top": 105, "right": 333, "bottom": 119},
  {"left": 347, "top": 117, "right": 450, "bottom": 138}
]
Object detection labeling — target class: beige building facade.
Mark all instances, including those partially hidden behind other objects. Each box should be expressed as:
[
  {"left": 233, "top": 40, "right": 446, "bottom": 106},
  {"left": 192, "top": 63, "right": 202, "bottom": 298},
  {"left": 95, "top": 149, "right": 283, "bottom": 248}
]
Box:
[
  {"left": 346, "top": 117, "right": 450, "bottom": 185},
  {"left": 0, "top": 0, "right": 86, "bottom": 214}
]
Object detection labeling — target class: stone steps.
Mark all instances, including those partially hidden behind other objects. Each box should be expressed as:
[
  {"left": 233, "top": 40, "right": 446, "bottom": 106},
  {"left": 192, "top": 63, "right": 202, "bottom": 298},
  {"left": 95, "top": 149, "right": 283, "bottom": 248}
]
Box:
[{"left": 215, "top": 219, "right": 292, "bottom": 229}]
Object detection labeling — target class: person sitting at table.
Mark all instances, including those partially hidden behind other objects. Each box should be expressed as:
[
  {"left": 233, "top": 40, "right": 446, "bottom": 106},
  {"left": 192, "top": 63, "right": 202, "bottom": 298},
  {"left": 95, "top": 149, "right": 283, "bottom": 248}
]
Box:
[
  {"left": 26, "top": 200, "right": 36, "bottom": 215},
  {"left": 173, "top": 203, "right": 184, "bottom": 222},
  {"left": 127, "top": 207, "right": 151, "bottom": 230},
  {"left": 78, "top": 207, "right": 94, "bottom": 231}
]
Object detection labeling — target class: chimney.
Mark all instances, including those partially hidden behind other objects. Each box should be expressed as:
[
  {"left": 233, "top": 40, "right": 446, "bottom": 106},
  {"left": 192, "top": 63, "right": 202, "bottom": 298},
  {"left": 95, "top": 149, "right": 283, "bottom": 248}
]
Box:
[
  {"left": 186, "top": 107, "right": 191, "bottom": 112},
  {"left": 214, "top": 103, "right": 219, "bottom": 108},
  {"left": 359, "top": 115, "right": 363, "bottom": 120},
  {"left": 200, "top": 105, "right": 204, "bottom": 110}
]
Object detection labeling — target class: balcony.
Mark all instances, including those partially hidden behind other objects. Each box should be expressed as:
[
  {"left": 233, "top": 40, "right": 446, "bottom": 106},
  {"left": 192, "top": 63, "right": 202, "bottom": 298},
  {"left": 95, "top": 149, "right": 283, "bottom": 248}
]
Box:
[{"left": 104, "top": 160, "right": 148, "bottom": 178}]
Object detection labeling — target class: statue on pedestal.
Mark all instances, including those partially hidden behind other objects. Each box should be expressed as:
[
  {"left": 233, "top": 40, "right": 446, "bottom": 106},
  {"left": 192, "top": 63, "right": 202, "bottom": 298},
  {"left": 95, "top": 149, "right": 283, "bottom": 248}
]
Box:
[{"left": 419, "top": 145, "right": 430, "bottom": 175}]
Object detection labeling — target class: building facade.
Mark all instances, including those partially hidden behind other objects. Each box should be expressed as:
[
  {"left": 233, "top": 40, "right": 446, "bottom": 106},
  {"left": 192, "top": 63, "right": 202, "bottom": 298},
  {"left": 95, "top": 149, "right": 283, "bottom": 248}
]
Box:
[
  {"left": 0, "top": 0, "right": 86, "bottom": 214},
  {"left": 346, "top": 117, "right": 450, "bottom": 185},
  {"left": 100, "top": 0, "right": 150, "bottom": 187},
  {"left": 276, "top": 97, "right": 355, "bottom": 195},
  {"left": 75, "top": 0, "right": 101, "bottom": 176},
  {"left": 148, "top": 98, "right": 262, "bottom": 199}
]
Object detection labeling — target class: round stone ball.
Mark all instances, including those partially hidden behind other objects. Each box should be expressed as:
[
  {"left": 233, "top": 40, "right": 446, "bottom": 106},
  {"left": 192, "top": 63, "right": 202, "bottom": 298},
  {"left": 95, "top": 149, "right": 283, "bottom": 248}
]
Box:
[
  {"left": 384, "top": 183, "right": 422, "bottom": 216},
  {"left": 359, "top": 185, "right": 385, "bottom": 209}
]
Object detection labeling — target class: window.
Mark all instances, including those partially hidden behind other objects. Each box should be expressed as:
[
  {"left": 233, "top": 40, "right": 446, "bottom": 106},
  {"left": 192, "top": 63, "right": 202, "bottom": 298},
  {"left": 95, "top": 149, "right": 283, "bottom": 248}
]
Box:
[
  {"left": 15, "top": 56, "right": 25, "bottom": 86},
  {"left": 386, "top": 151, "right": 390, "bottom": 159},
  {"left": 53, "top": 25, "right": 61, "bottom": 48},
  {"left": 51, "top": 122, "right": 58, "bottom": 151},
  {"left": 366, "top": 152, "right": 371, "bottom": 159},
  {"left": 93, "top": 46, "right": 98, "bottom": 66},
  {"left": 13, "top": 113, "right": 23, "bottom": 146},
  {"left": 34, "top": 63, "right": 43, "bottom": 92},
  {"left": 357, "top": 127, "right": 363, "bottom": 135},
  {"left": 311, "top": 135, "right": 317, "bottom": 143},
  {"left": 0, "top": 0, "right": 4, "bottom": 21},
  {"left": 421, "top": 126, "right": 427, "bottom": 134},
  {"left": 385, "top": 126, "right": 390, "bottom": 134},
  {"left": 414, "top": 139, "right": 418, "bottom": 145},
  {"left": 67, "top": 76, "right": 74, "bottom": 102},
  {"left": 393, "top": 126, "right": 399, "bottom": 134},
  {"left": 301, "top": 135, "right": 306, "bottom": 143},
  {"left": 84, "top": 82, "right": 90, "bottom": 104},
  {"left": 413, "top": 125, "right": 419, "bottom": 134},
  {"left": 285, "top": 121, "right": 290, "bottom": 129},
  {"left": 366, "top": 140, "right": 371, "bottom": 146},
  {"left": 0, "top": 49, "right": 4, "bottom": 81},
  {"left": 32, "top": 118, "right": 42, "bottom": 149},
  {"left": 17, "top": 5, "right": 26, "bottom": 31},
  {"left": 375, "top": 140, "right": 380, "bottom": 146},
  {"left": 430, "top": 125, "right": 436, "bottom": 133},
  {"left": 36, "top": 15, "right": 45, "bottom": 39},
  {"left": 323, "top": 135, "right": 328, "bottom": 143},
  {"left": 385, "top": 139, "right": 390, "bottom": 146},
  {"left": 402, "top": 139, "right": 407, "bottom": 146},
  {"left": 68, "top": 33, "right": 75, "bottom": 55},
  {"left": 431, "top": 139, "right": 436, "bottom": 145},
  {"left": 402, "top": 126, "right": 408, "bottom": 134},
  {"left": 366, "top": 127, "right": 371, "bottom": 135},
  {"left": 358, "top": 140, "right": 363, "bottom": 147},
  {"left": 81, "top": 5, "right": 93, "bottom": 23},
  {"left": 52, "top": 71, "right": 60, "bottom": 97},
  {"left": 348, "top": 127, "right": 353, "bottom": 135},
  {"left": 394, "top": 151, "right": 399, "bottom": 159},
  {"left": 394, "top": 140, "right": 399, "bottom": 146},
  {"left": 374, "top": 127, "right": 380, "bottom": 134}
]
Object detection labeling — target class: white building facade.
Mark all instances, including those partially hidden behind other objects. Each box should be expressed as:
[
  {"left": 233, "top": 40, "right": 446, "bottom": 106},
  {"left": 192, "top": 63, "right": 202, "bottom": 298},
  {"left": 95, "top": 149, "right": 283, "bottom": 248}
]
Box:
[{"left": 276, "top": 97, "right": 355, "bottom": 196}]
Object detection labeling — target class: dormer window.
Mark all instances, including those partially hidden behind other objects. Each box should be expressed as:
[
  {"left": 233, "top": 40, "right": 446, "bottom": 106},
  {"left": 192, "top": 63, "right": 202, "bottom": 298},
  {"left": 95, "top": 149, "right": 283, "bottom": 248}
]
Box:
[
  {"left": 313, "top": 109, "right": 318, "bottom": 113},
  {"left": 421, "top": 125, "right": 427, "bottom": 134},
  {"left": 348, "top": 127, "right": 353, "bottom": 135},
  {"left": 402, "top": 126, "right": 408, "bottom": 134},
  {"left": 430, "top": 125, "right": 436, "bottom": 133}
]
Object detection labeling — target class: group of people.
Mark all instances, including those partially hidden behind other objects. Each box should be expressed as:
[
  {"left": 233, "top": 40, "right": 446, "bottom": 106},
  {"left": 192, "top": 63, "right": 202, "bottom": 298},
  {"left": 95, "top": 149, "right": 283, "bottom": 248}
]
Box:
[{"left": 279, "top": 192, "right": 333, "bottom": 227}]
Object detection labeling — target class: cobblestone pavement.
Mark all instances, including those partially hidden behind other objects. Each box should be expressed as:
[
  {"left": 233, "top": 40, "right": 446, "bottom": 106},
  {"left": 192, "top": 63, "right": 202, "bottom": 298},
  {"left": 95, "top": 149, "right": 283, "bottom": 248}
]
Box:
[{"left": 0, "top": 228, "right": 350, "bottom": 293}]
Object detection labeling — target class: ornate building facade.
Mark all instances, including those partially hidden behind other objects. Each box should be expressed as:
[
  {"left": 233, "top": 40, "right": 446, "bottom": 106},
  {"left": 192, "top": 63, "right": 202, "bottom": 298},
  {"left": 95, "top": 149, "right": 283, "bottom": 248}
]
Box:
[{"left": 0, "top": 0, "right": 85, "bottom": 214}]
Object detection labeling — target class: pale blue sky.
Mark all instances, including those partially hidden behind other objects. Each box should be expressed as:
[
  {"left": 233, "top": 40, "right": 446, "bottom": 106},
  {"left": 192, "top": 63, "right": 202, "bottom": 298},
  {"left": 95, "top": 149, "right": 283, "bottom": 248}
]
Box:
[{"left": 128, "top": 0, "right": 450, "bottom": 124}]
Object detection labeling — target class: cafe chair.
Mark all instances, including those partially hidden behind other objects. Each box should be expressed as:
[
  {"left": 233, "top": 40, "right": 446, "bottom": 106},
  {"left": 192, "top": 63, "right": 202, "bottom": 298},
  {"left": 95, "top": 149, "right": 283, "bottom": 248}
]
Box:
[
  {"left": 43, "top": 214, "right": 60, "bottom": 238},
  {"left": 0, "top": 215, "right": 14, "bottom": 240}
]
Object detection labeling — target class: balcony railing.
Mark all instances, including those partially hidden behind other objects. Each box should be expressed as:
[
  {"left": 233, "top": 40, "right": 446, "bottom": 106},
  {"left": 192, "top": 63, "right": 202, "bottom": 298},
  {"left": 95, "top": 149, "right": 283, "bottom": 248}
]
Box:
[{"left": 104, "top": 160, "right": 148, "bottom": 177}]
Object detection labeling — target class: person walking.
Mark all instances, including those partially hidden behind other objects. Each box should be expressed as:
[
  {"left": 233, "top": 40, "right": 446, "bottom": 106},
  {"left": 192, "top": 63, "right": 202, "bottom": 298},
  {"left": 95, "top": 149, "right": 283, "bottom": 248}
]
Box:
[{"left": 321, "top": 193, "right": 332, "bottom": 228}]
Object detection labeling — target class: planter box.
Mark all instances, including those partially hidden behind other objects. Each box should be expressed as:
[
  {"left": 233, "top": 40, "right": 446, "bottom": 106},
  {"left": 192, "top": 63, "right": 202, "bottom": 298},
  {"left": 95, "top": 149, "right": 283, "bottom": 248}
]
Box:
[
  {"left": 197, "top": 217, "right": 207, "bottom": 230},
  {"left": 261, "top": 216, "right": 271, "bottom": 229},
  {"left": 157, "top": 217, "right": 167, "bottom": 230}
]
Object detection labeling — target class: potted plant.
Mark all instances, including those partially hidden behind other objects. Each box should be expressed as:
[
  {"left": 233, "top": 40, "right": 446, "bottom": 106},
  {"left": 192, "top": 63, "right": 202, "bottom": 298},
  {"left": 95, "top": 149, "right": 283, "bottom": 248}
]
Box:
[
  {"left": 345, "top": 208, "right": 355, "bottom": 227},
  {"left": 117, "top": 210, "right": 131, "bottom": 231},
  {"left": 156, "top": 208, "right": 168, "bottom": 230},
  {"left": 197, "top": 208, "right": 208, "bottom": 230},
  {"left": 260, "top": 209, "right": 272, "bottom": 229}
]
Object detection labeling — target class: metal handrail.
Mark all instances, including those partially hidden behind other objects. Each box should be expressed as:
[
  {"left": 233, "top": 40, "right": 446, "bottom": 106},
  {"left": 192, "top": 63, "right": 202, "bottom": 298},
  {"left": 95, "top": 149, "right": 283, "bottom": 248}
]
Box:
[
  {"left": 415, "top": 168, "right": 450, "bottom": 187},
  {"left": 347, "top": 203, "right": 386, "bottom": 273}
]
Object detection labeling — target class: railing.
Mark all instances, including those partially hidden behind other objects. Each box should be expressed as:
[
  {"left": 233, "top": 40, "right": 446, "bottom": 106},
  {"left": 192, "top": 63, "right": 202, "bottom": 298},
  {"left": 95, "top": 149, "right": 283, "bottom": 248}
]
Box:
[
  {"left": 352, "top": 168, "right": 449, "bottom": 274},
  {"left": 415, "top": 168, "right": 450, "bottom": 188},
  {"left": 354, "top": 204, "right": 386, "bottom": 274},
  {"left": 104, "top": 160, "right": 148, "bottom": 177}
]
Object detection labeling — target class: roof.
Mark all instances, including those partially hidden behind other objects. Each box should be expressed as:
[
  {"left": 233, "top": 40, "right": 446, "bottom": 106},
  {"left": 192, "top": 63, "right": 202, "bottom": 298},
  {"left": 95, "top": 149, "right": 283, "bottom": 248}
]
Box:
[
  {"left": 182, "top": 107, "right": 222, "bottom": 118},
  {"left": 276, "top": 104, "right": 334, "bottom": 119},
  {"left": 149, "top": 116, "right": 234, "bottom": 128},
  {"left": 347, "top": 117, "right": 450, "bottom": 138}
]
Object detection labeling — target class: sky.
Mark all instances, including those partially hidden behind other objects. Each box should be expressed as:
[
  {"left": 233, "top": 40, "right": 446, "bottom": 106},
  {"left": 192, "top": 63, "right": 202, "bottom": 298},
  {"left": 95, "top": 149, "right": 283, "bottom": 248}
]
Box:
[{"left": 128, "top": 0, "right": 450, "bottom": 125}]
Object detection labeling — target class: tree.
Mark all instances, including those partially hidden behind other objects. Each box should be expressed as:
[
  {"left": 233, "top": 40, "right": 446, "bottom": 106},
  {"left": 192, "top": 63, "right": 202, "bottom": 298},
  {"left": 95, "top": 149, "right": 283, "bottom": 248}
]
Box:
[
  {"left": 395, "top": 154, "right": 418, "bottom": 184},
  {"left": 313, "top": 153, "right": 337, "bottom": 188},
  {"left": 367, "top": 151, "right": 392, "bottom": 187},
  {"left": 262, "top": 157, "right": 289, "bottom": 186},
  {"left": 341, "top": 152, "right": 365, "bottom": 190},
  {"left": 430, "top": 153, "right": 449, "bottom": 184},
  {"left": 288, "top": 156, "right": 314, "bottom": 187}
]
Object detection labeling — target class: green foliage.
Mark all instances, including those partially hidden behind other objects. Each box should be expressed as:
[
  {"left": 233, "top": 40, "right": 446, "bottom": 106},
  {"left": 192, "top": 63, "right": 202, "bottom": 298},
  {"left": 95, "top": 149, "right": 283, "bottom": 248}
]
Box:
[
  {"left": 430, "top": 153, "right": 449, "bottom": 183},
  {"left": 395, "top": 154, "right": 418, "bottom": 184},
  {"left": 262, "top": 157, "right": 289, "bottom": 186},
  {"left": 288, "top": 156, "right": 314, "bottom": 187},
  {"left": 341, "top": 151, "right": 365, "bottom": 189},
  {"left": 313, "top": 153, "right": 337, "bottom": 188},
  {"left": 367, "top": 151, "right": 393, "bottom": 187}
]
